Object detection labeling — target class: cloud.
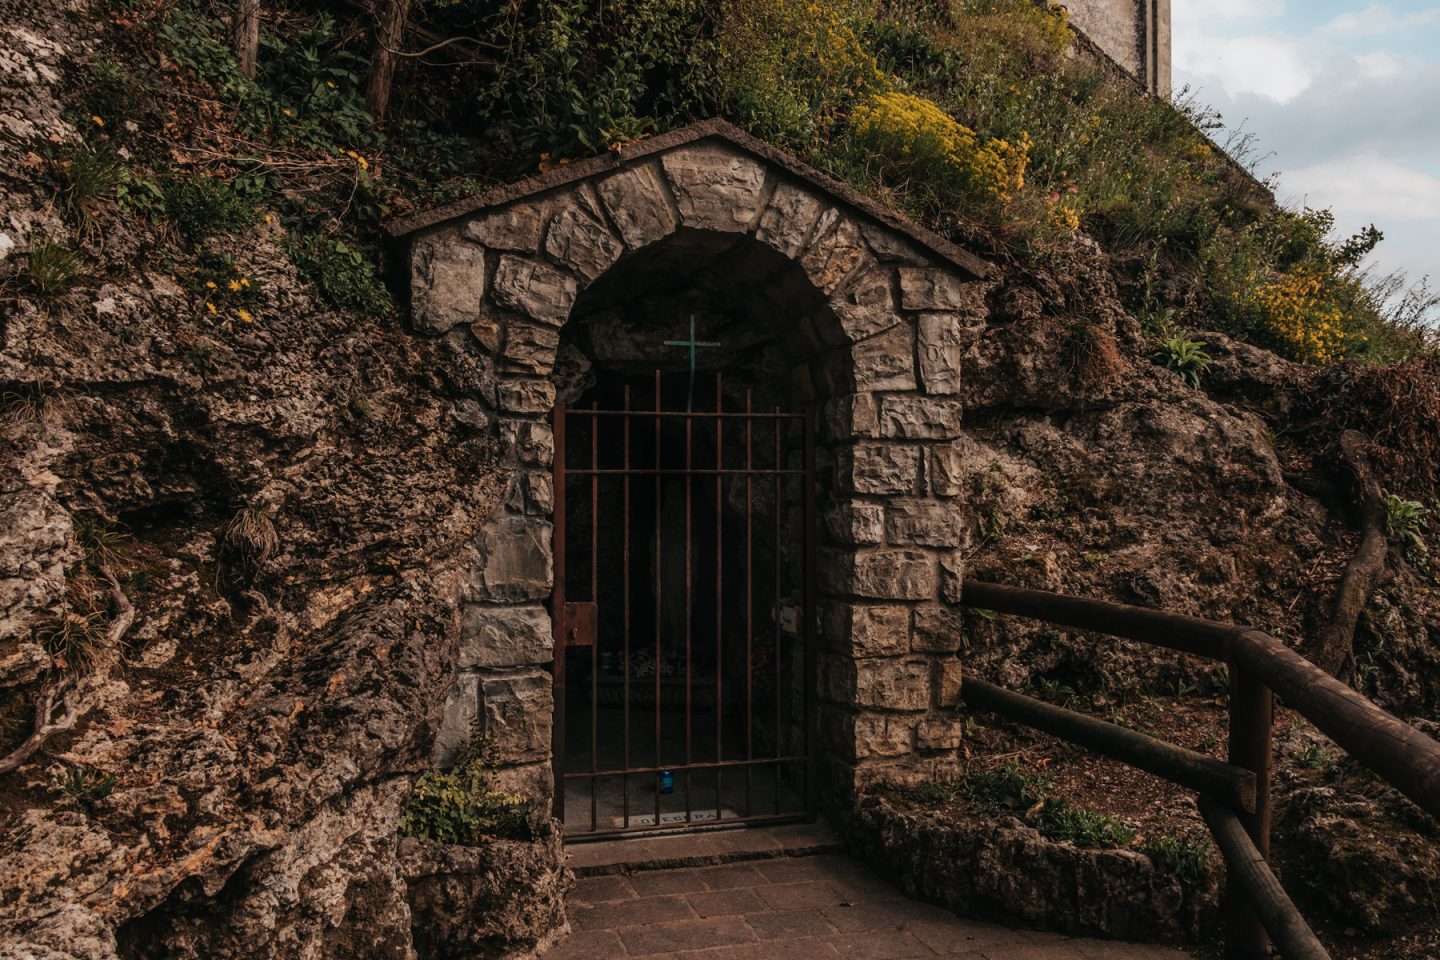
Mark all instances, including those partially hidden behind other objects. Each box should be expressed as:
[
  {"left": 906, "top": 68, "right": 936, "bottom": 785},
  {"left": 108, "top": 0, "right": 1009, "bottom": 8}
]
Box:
[
  {"left": 1319, "top": 4, "right": 1440, "bottom": 37},
  {"left": 1174, "top": 33, "right": 1312, "bottom": 101},
  {"left": 1282, "top": 154, "right": 1440, "bottom": 222}
]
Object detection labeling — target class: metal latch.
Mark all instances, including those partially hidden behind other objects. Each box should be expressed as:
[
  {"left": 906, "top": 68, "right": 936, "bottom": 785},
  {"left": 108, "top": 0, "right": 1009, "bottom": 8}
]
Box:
[{"left": 564, "top": 602, "right": 598, "bottom": 648}]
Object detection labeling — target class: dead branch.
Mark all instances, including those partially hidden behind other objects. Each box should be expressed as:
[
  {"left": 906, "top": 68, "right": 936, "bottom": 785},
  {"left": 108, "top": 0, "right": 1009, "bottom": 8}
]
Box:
[
  {"left": 0, "top": 569, "right": 133, "bottom": 776},
  {"left": 0, "top": 677, "right": 78, "bottom": 775},
  {"left": 1312, "top": 430, "right": 1389, "bottom": 678}
]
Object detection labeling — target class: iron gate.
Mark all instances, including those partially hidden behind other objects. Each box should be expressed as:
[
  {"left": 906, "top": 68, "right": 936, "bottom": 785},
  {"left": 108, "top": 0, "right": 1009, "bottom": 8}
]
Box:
[{"left": 552, "top": 372, "right": 816, "bottom": 838}]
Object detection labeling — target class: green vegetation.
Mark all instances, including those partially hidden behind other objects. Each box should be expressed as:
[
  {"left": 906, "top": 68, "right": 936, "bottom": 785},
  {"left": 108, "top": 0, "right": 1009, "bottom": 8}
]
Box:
[
  {"left": 401, "top": 735, "right": 529, "bottom": 845},
  {"left": 1385, "top": 494, "right": 1430, "bottom": 561},
  {"left": 35, "top": 609, "right": 106, "bottom": 673},
  {"left": 1141, "top": 835, "right": 1212, "bottom": 885},
  {"left": 21, "top": 0, "right": 1440, "bottom": 361},
  {"left": 63, "top": 766, "right": 117, "bottom": 806},
  {"left": 20, "top": 238, "right": 82, "bottom": 298},
  {"left": 1156, "top": 331, "right": 1212, "bottom": 388},
  {"left": 1034, "top": 797, "right": 1135, "bottom": 848}
]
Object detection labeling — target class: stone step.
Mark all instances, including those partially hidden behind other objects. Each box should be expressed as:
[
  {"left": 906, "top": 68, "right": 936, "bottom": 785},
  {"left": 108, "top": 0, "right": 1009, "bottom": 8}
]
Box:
[{"left": 564, "top": 821, "right": 843, "bottom": 877}]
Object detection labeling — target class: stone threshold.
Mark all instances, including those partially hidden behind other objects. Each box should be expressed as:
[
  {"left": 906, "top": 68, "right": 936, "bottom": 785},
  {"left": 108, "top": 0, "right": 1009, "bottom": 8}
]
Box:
[{"left": 564, "top": 821, "right": 842, "bottom": 877}]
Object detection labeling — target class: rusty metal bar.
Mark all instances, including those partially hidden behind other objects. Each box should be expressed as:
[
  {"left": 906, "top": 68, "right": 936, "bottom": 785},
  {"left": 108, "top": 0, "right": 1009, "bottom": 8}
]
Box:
[
  {"left": 565, "top": 468, "right": 806, "bottom": 476},
  {"left": 802, "top": 407, "right": 817, "bottom": 817},
  {"left": 745, "top": 388, "right": 754, "bottom": 819},
  {"left": 773, "top": 407, "right": 783, "bottom": 815},
  {"left": 653, "top": 370, "right": 662, "bottom": 829},
  {"left": 590, "top": 403, "right": 599, "bottom": 832},
  {"left": 563, "top": 754, "right": 810, "bottom": 779},
  {"left": 569, "top": 409, "right": 805, "bottom": 421},
  {"left": 551, "top": 405, "right": 567, "bottom": 822},
  {"left": 714, "top": 373, "right": 724, "bottom": 819},
  {"left": 684, "top": 389, "right": 694, "bottom": 824},
  {"left": 622, "top": 384, "right": 631, "bottom": 830}
]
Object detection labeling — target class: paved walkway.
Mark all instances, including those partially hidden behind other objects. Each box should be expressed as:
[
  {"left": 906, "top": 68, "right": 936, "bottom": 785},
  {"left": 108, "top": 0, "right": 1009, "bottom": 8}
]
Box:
[{"left": 542, "top": 853, "right": 1195, "bottom": 959}]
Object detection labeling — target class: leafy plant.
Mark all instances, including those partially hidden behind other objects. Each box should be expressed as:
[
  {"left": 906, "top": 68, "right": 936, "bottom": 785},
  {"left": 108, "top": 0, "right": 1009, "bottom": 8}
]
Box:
[
  {"left": 1035, "top": 797, "right": 1136, "bottom": 848},
  {"left": 1142, "top": 835, "right": 1212, "bottom": 885},
  {"left": 401, "top": 736, "right": 529, "bottom": 845},
  {"left": 964, "top": 761, "right": 1053, "bottom": 811},
  {"left": 1385, "top": 494, "right": 1429, "bottom": 560},
  {"left": 51, "top": 145, "right": 121, "bottom": 240},
  {"left": 162, "top": 174, "right": 255, "bottom": 243},
  {"left": 1295, "top": 741, "right": 1332, "bottom": 770},
  {"left": 1156, "top": 332, "right": 1212, "bottom": 388},
  {"left": 286, "top": 232, "right": 392, "bottom": 315},
  {"left": 63, "top": 766, "right": 117, "bottom": 806},
  {"left": 73, "top": 514, "right": 126, "bottom": 571}
]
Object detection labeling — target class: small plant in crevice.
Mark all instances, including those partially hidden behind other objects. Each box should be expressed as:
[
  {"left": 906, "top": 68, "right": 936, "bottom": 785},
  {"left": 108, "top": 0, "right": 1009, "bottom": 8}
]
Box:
[
  {"left": 72, "top": 514, "right": 127, "bottom": 572},
  {"left": 35, "top": 607, "right": 107, "bottom": 674},
  {"left": 401, "top": 733, "right": 530, "bottom": 845},
  {"left": 185, "top": 253, "right": 264, "bottom": 331},
  {"left": 216, "top": 505, "right": 279, "bottom": 592},
  {"left": 1295, "top": 741, "right": 1332, "bottom": 770},
  {"left": 20, "top": 238, "right": 82, "bottom": 298},
  {"left": 964, "top": 761, "right": 1053, "bottom": 812},
  {"left": 161, "top": 174, "right": 256, "bottom": 243},
  {"left": 62, "top": 766, "right": 117, "bottom": 807},
  {"left": 1142, "top": 834, "right": 1212, "bottom": 885},
  {"left": 1155, "top": 331, "right": 1212, "bottom": 388},
  {"left": 0, "top": 380, "right": 67, "bottom": 429},
  {"left": 49, "top": 144, "right": 121, "bottom": 241}
]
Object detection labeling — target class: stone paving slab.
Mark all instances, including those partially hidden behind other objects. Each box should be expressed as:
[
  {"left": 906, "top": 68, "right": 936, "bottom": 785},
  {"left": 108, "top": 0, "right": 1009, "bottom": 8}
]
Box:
[{"left": 542, "top": 852, "right": 1197, "bottom": 960}]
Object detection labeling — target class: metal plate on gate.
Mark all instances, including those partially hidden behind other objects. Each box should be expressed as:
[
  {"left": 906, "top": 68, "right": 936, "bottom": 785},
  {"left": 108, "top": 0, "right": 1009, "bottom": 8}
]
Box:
[{"left": 564, "top": 602, "right": 598, "bottom": 648}]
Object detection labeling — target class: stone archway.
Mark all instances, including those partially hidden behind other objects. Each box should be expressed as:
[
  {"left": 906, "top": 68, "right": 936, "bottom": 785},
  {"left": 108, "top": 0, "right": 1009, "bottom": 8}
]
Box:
[{"left": 387, "top": 119, "right": 995, "bottom": 822}]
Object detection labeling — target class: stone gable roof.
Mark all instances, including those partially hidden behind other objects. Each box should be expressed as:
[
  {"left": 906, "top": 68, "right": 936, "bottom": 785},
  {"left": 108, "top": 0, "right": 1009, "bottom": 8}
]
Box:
[{"left": 383, "top": 118, "right": 993, "bottom": 281}]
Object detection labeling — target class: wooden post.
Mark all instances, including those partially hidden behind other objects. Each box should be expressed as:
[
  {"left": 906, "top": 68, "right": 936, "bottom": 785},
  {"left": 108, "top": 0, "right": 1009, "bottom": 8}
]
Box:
[
  {"left": 232, "top": 0, "right": 260, "bottom": 78},
  {"left": 1225, "top": 662, "right": 1273, "bottom": 960}
]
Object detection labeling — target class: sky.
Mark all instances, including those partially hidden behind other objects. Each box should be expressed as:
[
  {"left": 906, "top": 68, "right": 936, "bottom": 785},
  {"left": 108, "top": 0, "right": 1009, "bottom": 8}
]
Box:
[{"left": 1172, "top": 0, "right": 1440, "bottom": 286}]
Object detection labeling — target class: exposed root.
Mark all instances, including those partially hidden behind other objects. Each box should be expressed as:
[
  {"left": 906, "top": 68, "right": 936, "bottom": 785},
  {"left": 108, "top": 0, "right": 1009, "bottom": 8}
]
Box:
[
  {"left": 1312, "top": 430, "right": 1390, "bottom": 678},
  {"left": 0, "top": 567, "right": 133, "bottom": 776}
]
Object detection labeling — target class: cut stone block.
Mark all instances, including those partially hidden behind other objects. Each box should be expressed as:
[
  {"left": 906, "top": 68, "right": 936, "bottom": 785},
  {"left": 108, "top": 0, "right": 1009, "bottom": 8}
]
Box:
[
  {"left": 469, "top": 517, "right": 553, "bottom": 602},
  {"left": 491, "top": 255, "right": 577, "bottom": 325},
  {"left": 595, "top": 163, "right": 679, "bottom": 250},
  {"left": 411, "top": 234, "right": 485, "bottom": 334},
  {"left": 460, "top": 604, "right": 553, "bottom": 668},
  {"left": 661, "top": 143, "right": 769, "bottom": 232}
]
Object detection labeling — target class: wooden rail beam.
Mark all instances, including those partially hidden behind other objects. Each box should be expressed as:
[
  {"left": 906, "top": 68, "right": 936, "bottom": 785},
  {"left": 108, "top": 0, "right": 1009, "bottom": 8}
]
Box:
[
  {"left": 1232, "top": 630, "right": 1440, "bottom": 823},
  {"left": 1199, "top": 797, "right": 1332, "bottom": 960},
  {"left": 961, "top": 678, "right": 1257, "bottom": 813},
  {"left": 962, "top": 580, "right": 1240, "bottom": 660}
]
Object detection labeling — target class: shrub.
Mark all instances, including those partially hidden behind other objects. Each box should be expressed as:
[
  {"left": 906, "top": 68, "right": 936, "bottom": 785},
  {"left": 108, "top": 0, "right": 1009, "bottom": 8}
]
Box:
[
  {"left": 1142, "top": 835, "right": 1211, "bottom": 884},
  {"left": 964, "top": 761, "right": 1053, "bottom": 811},
  {"left": 35, "top": 608, "right": 106, "bottom": 673},
  {"left": 1252, "top": 267, "right": 1356, "bottom": 365},
  {"left": 850, "top": 90, "right": 1031, "bottom": 217},
  {"left": 162, "top": 175, "right": 255, "bottom": 243},
  {"left": 401, "top": 737, "right": 529, "bottom": 845},
  {"left": 50, "top": 145, "right": 121, "bottom": 239},
  {"left": 287, "top": 233, "right": 392, "bottom": 315}
]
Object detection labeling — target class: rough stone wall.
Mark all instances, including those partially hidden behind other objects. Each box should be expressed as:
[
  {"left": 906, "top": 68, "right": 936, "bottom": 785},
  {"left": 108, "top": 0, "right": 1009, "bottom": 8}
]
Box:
[
  {"left": 402, "top": 133, "right": 993, "bottom": 805},
  {"left": 1062, "top": 0, "right": 1171, "bottom": 98}
]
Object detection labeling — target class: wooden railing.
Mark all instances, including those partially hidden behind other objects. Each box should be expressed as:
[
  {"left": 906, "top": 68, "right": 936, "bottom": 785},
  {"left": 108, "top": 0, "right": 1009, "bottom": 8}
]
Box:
[{"left": 959, "top": 580, "right": 1440, "bottom": 960}]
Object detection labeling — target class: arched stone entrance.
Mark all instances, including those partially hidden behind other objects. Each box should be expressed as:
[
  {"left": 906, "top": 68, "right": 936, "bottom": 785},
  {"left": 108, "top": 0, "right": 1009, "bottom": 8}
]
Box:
[{"left": 387, "top": 119, "right": 995, "bottom": 831}]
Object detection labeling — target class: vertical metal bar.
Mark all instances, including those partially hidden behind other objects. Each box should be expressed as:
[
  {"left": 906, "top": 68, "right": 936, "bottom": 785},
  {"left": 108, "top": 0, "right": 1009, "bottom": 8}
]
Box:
[
  {"left": 622, "top": 385, "right": 631, "bottom": 831},
  {"left": 773, "top": 408, "right": 783, "bottom": 815},
  {"left": 802, "top": 408, "right": 817, "bottom": 819},
  {"left": 714, "top": 373, "right": 724, "bottom": 820},
  {"left": 654, "top": 370, "right": 663, "bottom": 829},
  {"left": 1225, "top": 663, "right": 1274, "bottom": 960},
  {"left": 551, "top": 406, "right": 567, "bottom": 825},
  {"left": 684, "top": 388, "right": 694, "bottom": 823},
  {"left": 744, "top": 389, "right": 754, "bottom": 818},
  {"left": 590, "top": 403, "right": 599, "bottom": 834}
]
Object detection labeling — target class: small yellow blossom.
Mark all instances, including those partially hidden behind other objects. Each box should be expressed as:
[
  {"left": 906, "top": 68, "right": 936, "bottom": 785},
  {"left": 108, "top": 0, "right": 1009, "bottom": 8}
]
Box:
[
  {"left": 263, "top": 214, "right": 273, "bottom": 225},
  {"left": 205, "top": 280, "right": 217, "bottom": 289},
  {"left": 237, "top": 308, "right": 254, "bottom": 324},
  {"left": 205, "top": 302, "right": 217, "bottom": 315},
  {"left": 325, "top": 81, "right": 336, "bottom": 89},
  {"left": 90, "top": 115, "right": 104, "bottom": 127},
  {"left": 281, "top": 107, "right": 293, "bottom": 117},
  {"left": 240, "top": 277, "right": 251, "bottom": 288},
  {"left": 227, "top": 279, "right": 242, "bottom": 292}
]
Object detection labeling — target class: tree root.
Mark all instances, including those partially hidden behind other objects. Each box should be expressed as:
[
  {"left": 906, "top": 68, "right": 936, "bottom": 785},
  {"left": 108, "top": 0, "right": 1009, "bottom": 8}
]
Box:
[
  {"left": 1312, "top": 430, "right": 1390, "bottom": 678},
  {"left": 0, "top": 566, "right": 133, "bottom": 776}
]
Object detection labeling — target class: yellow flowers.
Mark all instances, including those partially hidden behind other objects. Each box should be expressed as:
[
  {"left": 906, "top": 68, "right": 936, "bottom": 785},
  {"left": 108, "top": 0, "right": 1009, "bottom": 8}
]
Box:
[
  {"left": 90, "top": 115, "right": 104, "bottom": 127},
  {"left": 237, "top": 308, "right": 254, "bottom": 324},
  {"left": 1253, "top": 267, "right": 1352, "bottom": 365},
  {"left": 281, "top": 107, "right": 294, "bottom": 118},
  {"left": 851, "top": 91, "right": 1031, "bottom": 209},
  {"left": 342, "top": 149, "right": 369, "bottom": 171}
]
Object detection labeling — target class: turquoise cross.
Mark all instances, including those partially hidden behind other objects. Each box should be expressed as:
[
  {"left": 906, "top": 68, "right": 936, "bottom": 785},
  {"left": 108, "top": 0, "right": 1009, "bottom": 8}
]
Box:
[{"left": 664, "top": 314, "right": 721, "bottom": 411}]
